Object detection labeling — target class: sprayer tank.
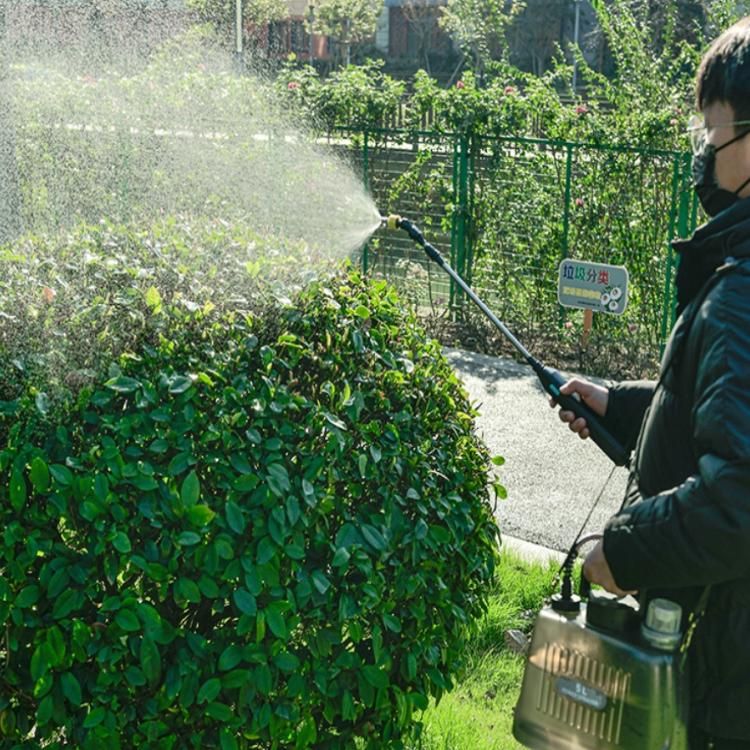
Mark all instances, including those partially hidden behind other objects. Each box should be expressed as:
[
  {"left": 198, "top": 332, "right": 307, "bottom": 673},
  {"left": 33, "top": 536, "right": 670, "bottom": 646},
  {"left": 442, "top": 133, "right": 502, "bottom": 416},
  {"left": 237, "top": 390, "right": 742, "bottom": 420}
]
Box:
[{"left": 513, "top": 601, "right": 689, "bottom": 750}]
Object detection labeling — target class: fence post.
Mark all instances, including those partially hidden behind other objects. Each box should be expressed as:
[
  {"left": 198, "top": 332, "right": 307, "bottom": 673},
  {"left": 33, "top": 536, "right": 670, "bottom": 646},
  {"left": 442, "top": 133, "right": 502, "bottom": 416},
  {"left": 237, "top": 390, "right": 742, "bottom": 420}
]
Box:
[
  {"left": 362, "top": 128, "right": 370, "bottom": 273},
  {"left": 450, "top": 130, "right": 470, "bottom": 314},
  {"left": 466, "top": 132, "right": 477, "bottom": 287},
  {"left": 660, "top": 152, "right": 693, "bottom": 355},
  {"left": 559, "top": 142, "right": 574, "bottom": 327}
]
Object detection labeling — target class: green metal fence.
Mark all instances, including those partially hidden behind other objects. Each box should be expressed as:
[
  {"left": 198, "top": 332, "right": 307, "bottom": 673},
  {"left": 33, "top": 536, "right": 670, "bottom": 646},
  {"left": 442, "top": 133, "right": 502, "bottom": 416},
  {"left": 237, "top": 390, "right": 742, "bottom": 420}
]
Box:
[
  {"left": 336, "top": 127, "right": 698, "bottom": 356},
  {"left": 11, "top": 110, "right": 698, "bottom": 360}
]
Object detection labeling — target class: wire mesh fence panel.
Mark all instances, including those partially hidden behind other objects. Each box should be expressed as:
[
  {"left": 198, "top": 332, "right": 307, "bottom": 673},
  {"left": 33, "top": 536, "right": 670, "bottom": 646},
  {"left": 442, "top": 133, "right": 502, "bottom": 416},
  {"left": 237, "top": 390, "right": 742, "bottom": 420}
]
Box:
[
  {"left": 470, "top": 137, "right": 693, "bottom": 350},
  {"left": 470, "top": 137, "right": 569, "bottom": 339},
  {"left": 564, "top": 146, "right": 687, "bottom": 350},
  {"left": 329, "top": 127, "right": 697, "bottom": 365},
  {"left": 333, "top": 127, "right": 457, "bottom": 309}
]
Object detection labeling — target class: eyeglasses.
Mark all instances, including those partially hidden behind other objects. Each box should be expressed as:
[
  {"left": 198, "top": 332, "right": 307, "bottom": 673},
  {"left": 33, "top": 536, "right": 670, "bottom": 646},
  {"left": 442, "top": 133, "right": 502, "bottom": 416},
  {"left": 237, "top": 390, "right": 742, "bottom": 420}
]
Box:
[{"left": 687, "top": 113, "right": 750, "bottom": 153}]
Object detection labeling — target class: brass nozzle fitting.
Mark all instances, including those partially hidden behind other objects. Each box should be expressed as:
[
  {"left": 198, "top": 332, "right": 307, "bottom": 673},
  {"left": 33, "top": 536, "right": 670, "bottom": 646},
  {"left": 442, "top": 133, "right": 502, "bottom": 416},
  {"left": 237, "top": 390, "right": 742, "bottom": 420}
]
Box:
[{"left": 383, "top": 214, "right": 401, "bottom": 230}]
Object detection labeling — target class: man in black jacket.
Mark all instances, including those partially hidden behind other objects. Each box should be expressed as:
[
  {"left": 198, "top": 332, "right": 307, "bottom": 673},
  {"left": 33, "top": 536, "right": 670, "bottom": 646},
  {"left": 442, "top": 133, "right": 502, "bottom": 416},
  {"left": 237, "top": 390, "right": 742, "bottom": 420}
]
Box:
[{"left": 555, "top": 17, "right": 750, "bottom": 750}]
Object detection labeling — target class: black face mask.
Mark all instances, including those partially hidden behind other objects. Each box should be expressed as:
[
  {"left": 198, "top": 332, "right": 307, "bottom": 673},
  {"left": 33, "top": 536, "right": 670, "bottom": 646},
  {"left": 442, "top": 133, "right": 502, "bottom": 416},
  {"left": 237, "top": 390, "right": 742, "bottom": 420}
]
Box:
[{"left": 692, "top": 128, "right": 750, "bottom": 217}]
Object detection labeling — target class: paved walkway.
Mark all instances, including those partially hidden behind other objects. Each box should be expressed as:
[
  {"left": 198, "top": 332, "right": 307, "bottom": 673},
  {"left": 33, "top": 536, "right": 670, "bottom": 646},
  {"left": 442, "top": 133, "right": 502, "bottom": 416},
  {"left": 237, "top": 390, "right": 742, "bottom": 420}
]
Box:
[{"left": 444, "top": 348, "right": 631, "bottom": 554}]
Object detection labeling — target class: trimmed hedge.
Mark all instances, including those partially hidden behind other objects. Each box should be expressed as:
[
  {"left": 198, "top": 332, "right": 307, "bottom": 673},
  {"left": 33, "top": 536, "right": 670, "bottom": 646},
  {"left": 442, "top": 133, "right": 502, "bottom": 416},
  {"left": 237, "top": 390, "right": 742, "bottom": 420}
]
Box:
[{"left": 0, "top": 224, "right": 501, "bottom": 748}]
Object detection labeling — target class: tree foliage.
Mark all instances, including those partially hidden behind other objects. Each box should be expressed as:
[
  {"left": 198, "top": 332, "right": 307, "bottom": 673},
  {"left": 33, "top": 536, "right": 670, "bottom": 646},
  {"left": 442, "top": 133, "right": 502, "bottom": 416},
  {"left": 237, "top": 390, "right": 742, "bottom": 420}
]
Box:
[
  {"left": 311, "top": 0, "right": 384, "bottom": 66},
  {"left": 507, "top": 0, "right": 571, "bottom": 76},
  {"left": 439, "top": 0, "right": 523, "bottom": 76},
  {"left": 186, "top": 0, "right": 288, "bottom": 37}
]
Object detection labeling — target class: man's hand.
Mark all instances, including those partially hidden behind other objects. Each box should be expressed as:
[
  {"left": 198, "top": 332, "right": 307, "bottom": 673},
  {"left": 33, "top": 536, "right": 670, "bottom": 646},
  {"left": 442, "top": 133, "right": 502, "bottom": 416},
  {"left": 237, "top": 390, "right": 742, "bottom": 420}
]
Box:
[
  {"left": 549, "top": 378, "right": 609, "bottom": 440},
  {"left": 583, "top": 540, "right": 636, "bottom": 597}
]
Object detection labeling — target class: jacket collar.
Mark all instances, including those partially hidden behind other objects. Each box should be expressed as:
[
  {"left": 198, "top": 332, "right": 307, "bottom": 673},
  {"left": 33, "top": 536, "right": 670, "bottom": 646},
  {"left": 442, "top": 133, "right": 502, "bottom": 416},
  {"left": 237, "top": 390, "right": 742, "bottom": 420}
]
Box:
[{"left": 672, "top": 197, "right": 750, "bottom": 316}]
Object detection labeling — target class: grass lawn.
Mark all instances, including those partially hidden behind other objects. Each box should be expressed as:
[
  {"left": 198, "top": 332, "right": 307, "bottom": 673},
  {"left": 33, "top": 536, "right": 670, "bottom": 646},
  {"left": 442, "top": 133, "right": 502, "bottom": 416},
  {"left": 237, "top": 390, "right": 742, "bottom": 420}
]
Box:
[{"left": 416, "top": 550, "right": 559, "bottom": 750}]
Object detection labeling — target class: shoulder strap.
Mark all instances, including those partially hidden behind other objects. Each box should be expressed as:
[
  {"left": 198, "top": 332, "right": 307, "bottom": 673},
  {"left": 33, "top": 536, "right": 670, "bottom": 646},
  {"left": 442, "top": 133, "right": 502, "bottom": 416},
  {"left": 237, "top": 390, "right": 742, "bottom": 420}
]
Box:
[{"left": 679, "top": 584, "right": 712, "bottom": 671}]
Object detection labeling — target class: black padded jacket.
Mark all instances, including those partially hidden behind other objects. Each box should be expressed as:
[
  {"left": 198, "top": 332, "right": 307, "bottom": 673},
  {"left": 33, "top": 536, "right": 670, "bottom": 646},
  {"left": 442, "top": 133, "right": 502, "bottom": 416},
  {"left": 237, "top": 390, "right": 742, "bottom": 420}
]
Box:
[{"left": 601, "top": 197, "right": 750, "bottom": 740}]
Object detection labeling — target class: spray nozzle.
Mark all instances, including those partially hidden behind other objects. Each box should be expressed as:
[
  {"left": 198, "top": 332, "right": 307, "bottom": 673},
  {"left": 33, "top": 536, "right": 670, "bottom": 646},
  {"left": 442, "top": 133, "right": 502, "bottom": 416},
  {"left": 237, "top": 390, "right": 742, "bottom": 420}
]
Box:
[
  {"left": 381, "top": 214, "right": 402, "bottom": 231},
  {"left": 382, "top": 215, "right": 444, "bottom": 266}
]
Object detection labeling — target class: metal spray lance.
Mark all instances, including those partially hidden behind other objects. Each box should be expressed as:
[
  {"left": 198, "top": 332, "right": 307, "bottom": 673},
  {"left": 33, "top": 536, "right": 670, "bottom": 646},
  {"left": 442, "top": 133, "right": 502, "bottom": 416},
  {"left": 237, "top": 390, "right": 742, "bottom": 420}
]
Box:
[{"left": 381, "top": 214, "right": 629, "bottom": 467}]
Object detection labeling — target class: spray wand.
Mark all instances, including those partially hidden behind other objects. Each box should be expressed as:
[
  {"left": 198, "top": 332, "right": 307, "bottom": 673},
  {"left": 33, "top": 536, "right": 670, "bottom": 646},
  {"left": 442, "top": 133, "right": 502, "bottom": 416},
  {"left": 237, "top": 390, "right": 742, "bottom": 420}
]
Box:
[{"left": 382, "top": 214, "right": 629, "bottom": 467}]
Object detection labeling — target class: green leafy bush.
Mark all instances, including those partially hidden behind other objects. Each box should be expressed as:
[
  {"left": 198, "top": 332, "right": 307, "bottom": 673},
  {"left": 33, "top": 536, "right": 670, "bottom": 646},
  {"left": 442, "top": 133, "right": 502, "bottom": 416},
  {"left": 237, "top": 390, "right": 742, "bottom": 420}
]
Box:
[{"left": 0, "top": 225, "right": 501, "bottom": 748}]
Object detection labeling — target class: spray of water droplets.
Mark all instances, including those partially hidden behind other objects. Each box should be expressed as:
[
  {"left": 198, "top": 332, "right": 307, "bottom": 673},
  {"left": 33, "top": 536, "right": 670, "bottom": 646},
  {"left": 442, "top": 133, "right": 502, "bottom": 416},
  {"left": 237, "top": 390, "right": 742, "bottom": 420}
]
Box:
[
  {"left": 3, "top": 23, "right": 381, "bottom": 256},
  {"left": 0, "top": 11, "right": 383, "bottom": 404}
]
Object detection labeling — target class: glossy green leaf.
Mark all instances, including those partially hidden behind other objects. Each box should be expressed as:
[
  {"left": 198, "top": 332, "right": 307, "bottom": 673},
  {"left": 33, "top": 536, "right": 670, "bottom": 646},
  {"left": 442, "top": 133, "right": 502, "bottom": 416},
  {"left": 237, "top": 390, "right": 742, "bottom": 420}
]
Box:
[
  {"left": 125, "top": 666, "right": 147, "bottom": 687},
  {"left": 311, "top": 570, "right": 331, "bottom": 595},
  {"left": 46, "top": 626, "right": 66, "bottom": 665},
  {"left": 177, "top": 531, "right": 201, "bottom": 546},
  {"left": 220, "top": 727, "right": 239, "bottom": 750},
  {"left": 362, "top": 665, "right": 389, "bottom": 689},
  {"left": 36, "top": 694, "right": 54, "bottom": 726},
  {"left": 83, "top": 706, "right": 106, "bottom": 729},
  {"left": 33, "top": 673, "right": 53, "bottom": 699},
  {"left": 115, "top": 609, "right": 140, "bottom": 632},
  {"left": 232, "top": 589, "right": 256, "bottom": 616},
  {"left": 169, "top": 375, "right": 194, "bottom": 394},
  {"left": 94, "top": 473, "right": 109, "bottom": 501},
  {"left": 112, "top": 531, "right": 131, "bottom": 554},
  {"left": 361, "top": 524, "right": 387, "bottom": 551},
  {"left": 218, "top": 645, "right": 243, "bottom": 672},
  {"left": 49, "top": 464, "right": 73, "bottom": 486},
  {"left": 30, "top": 457, "right": 50, "bottom": 492},
  {"left": 229, "top": 454, "right": 253, "bottom": 475},
  {"left": 105, "top": 376, "right": 141, "bottom": 393},
  {"left": 16, "top": 585, "right": 39, "bottom": 608},
  {"left": 266, "top": 604, "right": 288, "bottom": 640},
  {"left": 61, "top": 672, "right": 82, "bottom": 706},
  {"left": 383, "top": 613, "right": 402, "bottom": 633},
  {"left": 140, "top": 636, "right": 161, "bottom": 685},
  {"left": 225, "top": 501, "right": 245, "bottom": 534},
  {"left": 197, "top": 677, "right": 221, "bottom": 704},
  {"left": 176, "top": 578, "right": 201, "bottom": 603},
  {"left": 181, "top": 470, "right": 200, "bottom": 506},
  {"left": 274, "top": 652, "right": 300, "bottom": 672},
  {"left": 9, "top": 469, "right": 26, "bottom": 511},
  {"left": 206, "top": 701, "right": 233, "bottom": 721},
  {"left": 186, "top": 504, "right": 216, "bottom": 526},
  {"left": 332, "top": 547, "right": 350, "bottom": 568}
]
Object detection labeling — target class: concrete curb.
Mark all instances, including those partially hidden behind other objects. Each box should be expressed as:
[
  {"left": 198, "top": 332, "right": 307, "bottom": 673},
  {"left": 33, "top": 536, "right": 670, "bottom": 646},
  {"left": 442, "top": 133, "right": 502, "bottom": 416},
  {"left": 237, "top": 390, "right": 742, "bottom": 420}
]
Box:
[{"left": 501, "top": 533, "right": 567, "bottom": 566}]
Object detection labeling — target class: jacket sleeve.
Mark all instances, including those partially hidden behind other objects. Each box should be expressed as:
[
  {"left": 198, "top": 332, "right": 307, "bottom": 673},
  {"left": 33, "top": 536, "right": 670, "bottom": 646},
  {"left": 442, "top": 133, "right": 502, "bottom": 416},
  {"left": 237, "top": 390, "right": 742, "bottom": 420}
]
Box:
[
  {"left": 604, "top": 272, "right": 750, "bottom": 591},
  {"left": 602, "top": 380, "right": 655, "bottom": 453}
]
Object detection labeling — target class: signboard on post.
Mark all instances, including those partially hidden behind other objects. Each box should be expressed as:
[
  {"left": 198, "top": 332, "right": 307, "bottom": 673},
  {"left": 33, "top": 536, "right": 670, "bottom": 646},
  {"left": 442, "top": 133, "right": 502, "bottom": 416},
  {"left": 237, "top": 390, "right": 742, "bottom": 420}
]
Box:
[{"left": 558, "top": 259, "right": 629, "bottom": 315}]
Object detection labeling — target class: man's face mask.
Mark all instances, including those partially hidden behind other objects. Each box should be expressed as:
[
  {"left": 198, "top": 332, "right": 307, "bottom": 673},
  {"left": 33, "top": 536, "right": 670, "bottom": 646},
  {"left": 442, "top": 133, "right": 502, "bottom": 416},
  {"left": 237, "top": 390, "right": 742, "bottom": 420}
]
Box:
[{"left": 690, "top": 116, "right": 750, "bottom": 217}]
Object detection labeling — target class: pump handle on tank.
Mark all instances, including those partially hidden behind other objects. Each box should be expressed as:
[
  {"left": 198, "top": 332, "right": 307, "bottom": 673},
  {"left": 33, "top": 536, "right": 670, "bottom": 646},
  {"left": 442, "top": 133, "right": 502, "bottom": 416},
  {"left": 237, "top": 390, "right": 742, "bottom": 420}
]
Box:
[{"left": 383, "top": 214, "right": 629, "bottom": 467}]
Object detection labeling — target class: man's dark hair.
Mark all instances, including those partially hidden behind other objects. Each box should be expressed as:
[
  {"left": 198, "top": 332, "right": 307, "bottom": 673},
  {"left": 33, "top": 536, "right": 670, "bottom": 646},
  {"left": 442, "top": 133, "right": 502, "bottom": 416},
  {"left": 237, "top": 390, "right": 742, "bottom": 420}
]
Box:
[{"left": 697, "top": 17, "right": 750, "bottom": 126}]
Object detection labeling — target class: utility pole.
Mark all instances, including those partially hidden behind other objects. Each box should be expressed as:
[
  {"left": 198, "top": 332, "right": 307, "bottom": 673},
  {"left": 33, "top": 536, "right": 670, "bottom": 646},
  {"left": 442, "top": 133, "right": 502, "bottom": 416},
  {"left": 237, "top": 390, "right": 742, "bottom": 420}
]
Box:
[
  {"left": 235, "top": 0, "right": 243, "bottom": 71},
  {"left": 572, "top": 0, "right": 582, "bottom": 93},
  {"left": 0, "top": 2, "right": 22, "bottom": 244},
  {"left": 307, "top": 2, "right": 315, "bottom": 63}
]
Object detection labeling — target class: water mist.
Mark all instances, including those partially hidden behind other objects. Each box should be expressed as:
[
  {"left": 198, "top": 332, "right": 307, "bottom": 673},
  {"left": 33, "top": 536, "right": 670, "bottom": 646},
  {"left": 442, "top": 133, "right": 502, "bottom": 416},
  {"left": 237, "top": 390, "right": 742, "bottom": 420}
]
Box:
[{"left": 0, "top": 13, "right": 383, "bottom": 406}]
